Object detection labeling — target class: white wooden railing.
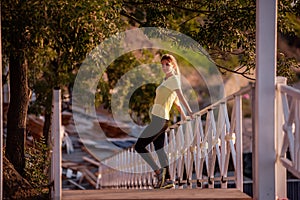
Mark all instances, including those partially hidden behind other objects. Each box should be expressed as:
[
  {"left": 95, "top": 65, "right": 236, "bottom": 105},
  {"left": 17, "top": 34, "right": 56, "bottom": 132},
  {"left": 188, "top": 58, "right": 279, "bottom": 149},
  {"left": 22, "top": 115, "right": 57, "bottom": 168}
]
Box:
[
  {"left": 276, "top": 78, "right": 300, "bottom": 179},
  {"left": 51, "top": 77, "right": 300, "bottom": 198},
  {"left": 97, "top": 84, "right": 254, "bottom": 190}
]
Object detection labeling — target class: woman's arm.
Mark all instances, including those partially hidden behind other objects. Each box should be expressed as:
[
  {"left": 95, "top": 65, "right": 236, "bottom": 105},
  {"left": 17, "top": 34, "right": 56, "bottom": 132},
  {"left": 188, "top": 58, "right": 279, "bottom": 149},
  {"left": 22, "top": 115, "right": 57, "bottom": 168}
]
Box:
[
  {"left": 173, "top": 99, "right": 187, "bottom": 121},
  {"left": 175, "top": 89, "right": 193, "bottom": 118}
]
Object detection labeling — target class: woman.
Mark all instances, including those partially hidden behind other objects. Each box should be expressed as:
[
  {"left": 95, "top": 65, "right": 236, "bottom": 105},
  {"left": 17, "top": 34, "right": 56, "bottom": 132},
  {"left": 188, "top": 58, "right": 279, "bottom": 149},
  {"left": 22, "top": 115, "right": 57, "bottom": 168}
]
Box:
[{"left": 134, "top": 54, "right": 193, "bottom": 189}]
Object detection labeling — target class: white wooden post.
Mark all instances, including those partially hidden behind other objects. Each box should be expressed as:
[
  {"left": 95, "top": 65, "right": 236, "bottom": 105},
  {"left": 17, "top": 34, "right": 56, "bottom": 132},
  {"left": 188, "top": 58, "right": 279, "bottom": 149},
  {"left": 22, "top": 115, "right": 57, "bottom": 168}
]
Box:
[
  {"left": 275, "top": 77, "right": 287, "bottom": 199},
  {"left": 51, "top": 88, "right": 62, "bottom": 200},
  {"left": 235, "top": 95, "right": 243, "bottom": 191},
  {"left": 0, "top": 4, "right": 3, "bottom": 199},
  {"left": 254, "top": 0, "right": 277, "bottom": 199}
]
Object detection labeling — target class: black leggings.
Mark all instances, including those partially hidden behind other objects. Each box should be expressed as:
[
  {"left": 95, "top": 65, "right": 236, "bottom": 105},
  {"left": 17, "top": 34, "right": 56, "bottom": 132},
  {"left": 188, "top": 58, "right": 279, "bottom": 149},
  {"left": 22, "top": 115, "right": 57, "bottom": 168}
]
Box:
[{"left": 134, "top": 115, "right": 169, "bottom": 173}]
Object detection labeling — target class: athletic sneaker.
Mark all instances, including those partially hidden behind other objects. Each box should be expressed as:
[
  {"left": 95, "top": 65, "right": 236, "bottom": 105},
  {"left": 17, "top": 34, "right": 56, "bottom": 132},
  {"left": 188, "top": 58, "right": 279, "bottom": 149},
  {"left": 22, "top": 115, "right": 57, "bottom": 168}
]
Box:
[
  {"left": 160, "top": 179, "right": 175, "bottom": 189},
  {"left": 154, "top": 168, "right": 166, "bottom": 189}
]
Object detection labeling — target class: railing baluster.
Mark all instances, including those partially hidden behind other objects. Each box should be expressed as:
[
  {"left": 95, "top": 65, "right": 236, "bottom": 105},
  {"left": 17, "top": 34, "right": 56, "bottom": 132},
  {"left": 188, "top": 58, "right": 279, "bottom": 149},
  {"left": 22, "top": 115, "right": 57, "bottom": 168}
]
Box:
[
  {"left": 216, "top": 104, "right": 224, "bottom": 170},
  {"left": 288, "top": 100, "right": 296, "bottom": 163},
  {"left": 94, "top": 85, "right": 255, "bottom": 190},
  {"left": 193, "top": 116, "right": 202, "bottom": 188},
  {"left": 229, "top": 104, "right": 237, "bottom": 169},
  {"left": 235, "top": 95, "right": 243, "bottom": 191},
  {"left": 281, "top": 91, "right": 291, "bottom": 158},
  {"left": 207, "top": 109, "right": 216, "bottom": 188},
  {"left": 220, "top": 103, "right": 228, "bottom": 188},
  {"left": 168, "top": 129, "right": 177, "bottom": 182},
  {"left": 198, "top": 115, "right": 207, "bottom": 188},
  {"left": 184, "top": 121, "right": 194, "bottom": 187},
  {"left": 176, "top": 126, "right": 185, "bottom": 186},
  {"left": 225, "top": 103, "right": 231, "bottom": 185}
]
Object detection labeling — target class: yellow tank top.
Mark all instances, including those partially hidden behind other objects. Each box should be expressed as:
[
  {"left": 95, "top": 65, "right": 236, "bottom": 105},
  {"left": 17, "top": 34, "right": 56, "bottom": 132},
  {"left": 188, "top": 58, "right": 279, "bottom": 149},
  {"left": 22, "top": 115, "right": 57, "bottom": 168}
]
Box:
[{"left": 151, "top": 75, "right": 180, "bottom": 120}]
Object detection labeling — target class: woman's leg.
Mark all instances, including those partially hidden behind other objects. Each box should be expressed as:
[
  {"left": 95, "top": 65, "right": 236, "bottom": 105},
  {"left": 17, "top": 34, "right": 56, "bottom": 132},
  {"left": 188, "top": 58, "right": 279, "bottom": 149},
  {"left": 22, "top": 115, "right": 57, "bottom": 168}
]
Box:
[
  {"left": 153, "top": 130, "right": 168, "bottom": 168},
  {"left": 153, "top": 130, "right": 170, "bottom": 179},
  {"left": 134, "top": 115, "right": 167, "bottom": 171}
]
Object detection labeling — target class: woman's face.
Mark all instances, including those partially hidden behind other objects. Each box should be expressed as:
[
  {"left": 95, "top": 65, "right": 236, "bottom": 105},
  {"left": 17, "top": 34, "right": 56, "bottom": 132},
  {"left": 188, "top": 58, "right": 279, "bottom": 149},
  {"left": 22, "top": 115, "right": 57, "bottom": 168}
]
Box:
[{"left": 161, "top": 59, "right": 173, "bottom": 74}]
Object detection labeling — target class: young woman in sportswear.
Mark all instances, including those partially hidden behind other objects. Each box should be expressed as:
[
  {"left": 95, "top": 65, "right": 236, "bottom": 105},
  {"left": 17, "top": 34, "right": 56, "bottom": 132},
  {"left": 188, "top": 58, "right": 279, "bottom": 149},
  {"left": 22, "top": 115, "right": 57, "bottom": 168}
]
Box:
[{"left": 134, "top": 54, "right": 193, "bottom": 189}]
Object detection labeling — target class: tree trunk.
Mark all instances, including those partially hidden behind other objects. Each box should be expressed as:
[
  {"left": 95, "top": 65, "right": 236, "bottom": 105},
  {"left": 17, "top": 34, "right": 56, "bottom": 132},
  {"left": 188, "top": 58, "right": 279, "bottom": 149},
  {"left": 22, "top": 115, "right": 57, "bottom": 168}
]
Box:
[
  {"left": 3, "top": 155, "right": 47, "bottom": 200},
  {"left": 5, "top": 55, "right": 29, "bottom": 176},
  {"left": 43, "top": 112, "right": 52, "bottom": 146}
]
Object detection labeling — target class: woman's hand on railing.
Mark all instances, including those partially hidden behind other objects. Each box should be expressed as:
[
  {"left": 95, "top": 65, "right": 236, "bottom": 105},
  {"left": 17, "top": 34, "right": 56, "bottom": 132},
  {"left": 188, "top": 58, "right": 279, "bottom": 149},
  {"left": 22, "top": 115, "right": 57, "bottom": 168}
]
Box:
[
  {"left": 186, "top": 111, "right": 195, "bottom": 121},
  {"left": 180, "top": 112, "right": 195, "bottom": 123}
]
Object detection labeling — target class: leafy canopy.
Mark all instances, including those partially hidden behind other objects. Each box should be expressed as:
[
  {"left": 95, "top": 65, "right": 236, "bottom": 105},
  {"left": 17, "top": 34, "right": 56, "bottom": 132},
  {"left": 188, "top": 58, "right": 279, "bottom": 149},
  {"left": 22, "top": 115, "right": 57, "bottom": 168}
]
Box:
[
  {"left": 2, "top": 0, "right": 125, "bottom": 115},
  {"left": 122, "top": 0, "right": 300, "bottom": 81}
]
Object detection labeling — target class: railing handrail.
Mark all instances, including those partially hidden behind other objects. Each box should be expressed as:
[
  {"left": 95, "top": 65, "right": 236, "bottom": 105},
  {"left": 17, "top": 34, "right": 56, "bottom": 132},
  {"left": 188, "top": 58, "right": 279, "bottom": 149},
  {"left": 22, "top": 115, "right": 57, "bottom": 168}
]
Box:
[
  {"left": 97, "top": 83, "right": 254, "bottom": 190},
  {"left": 277, "top": 84, "right": 300, "bottom": 99},
  {"left": 193, "top": 83, "right": 253, "bottom": 117}
]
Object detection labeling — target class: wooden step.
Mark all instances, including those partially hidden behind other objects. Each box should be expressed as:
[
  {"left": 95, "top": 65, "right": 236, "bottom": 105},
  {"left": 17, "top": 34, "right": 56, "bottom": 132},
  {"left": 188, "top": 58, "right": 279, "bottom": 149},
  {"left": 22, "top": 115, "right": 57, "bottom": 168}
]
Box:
[{"left": 62, "top": 188, "right": 252, "bottom": 200}]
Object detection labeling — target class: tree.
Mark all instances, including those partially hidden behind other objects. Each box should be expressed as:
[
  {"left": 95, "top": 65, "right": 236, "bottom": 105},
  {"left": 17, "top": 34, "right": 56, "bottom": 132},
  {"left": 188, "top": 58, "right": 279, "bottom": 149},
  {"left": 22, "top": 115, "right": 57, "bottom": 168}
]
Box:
[
  {"left": 2, "top": 0, "right": 300, "bottom": 177},
  {"left": 76, "top": 0, "right": 300, "bottom": 125},
  {"left": 2, "top": 0, "right": 31, "bottom": 176},
  {"left": 26, "top": 0, "right": 124, "bottom": 144},
  {"left": 2, "top": 0, "right": 125, "bottom": 175},
  {"left": 104, "top": 50, "right": 160, "bottom": 124},
  {"left": 122, "top": 0, "right": 300, "bottom": 81}
]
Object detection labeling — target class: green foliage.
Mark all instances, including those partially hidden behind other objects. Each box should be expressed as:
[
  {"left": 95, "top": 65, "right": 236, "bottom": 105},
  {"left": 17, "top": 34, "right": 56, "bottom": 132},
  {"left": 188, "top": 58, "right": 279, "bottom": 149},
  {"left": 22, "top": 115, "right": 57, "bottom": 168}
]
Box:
[
  {"left": 2, "top": 0, "right": 126, "bottom": 116},
  {"left": 122, "top": 0, "right": 300, "bottom": 81},
  {"left": 25, "top": 137, "right": 50, "bottom": 194},
  {"left": 3, "top": 0, "right": 300, "bottom": 128},
  {"left": 287, "top": 14, "right": 300, "bottom": 36},
  {"left": 93, "top": 52, "right": 140, "bottom": 110},
  {"left": 97, "top": 50, "right": 161, "bottom": 122},
  {"left": 277, "top": 53, "right": 299, "bottom": 83},
  {"left": 129, "top": 83, "right": 157, "bottom": 124},
  {"left": 29, "top": 0, "right": 124, "bottom": 114}
]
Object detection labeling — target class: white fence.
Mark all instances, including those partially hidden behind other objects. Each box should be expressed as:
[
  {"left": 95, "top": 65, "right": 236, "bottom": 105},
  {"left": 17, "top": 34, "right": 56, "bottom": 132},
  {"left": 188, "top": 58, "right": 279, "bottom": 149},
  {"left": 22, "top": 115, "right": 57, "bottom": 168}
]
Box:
[
  {"left": 97, "top": 84, "right": 254, "bottom": 190},
  {"left": 50, "top": 77, "right": 300, "bottom": 199},
  {"left": 276, "top": 79, "right": 300, "bottom": 179}
]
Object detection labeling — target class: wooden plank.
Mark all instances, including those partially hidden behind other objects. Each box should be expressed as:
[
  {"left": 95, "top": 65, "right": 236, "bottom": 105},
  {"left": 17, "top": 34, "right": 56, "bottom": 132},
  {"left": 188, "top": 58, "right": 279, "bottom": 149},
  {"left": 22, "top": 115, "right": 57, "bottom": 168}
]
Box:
[
  {"left": 81, "top": 168, "right": 97, "bottom": 188},
  {"left": 68, "top": 180, "right": 86, "bottom": 190},
  {"left": 62, "top": 161, "right": 82, "bottom": 169},
  {"left": 62, "top": 189, "right": 252, "bottom": 200},
  {"left": 83, "top": 156, "right": 100, "bottom": 166}
]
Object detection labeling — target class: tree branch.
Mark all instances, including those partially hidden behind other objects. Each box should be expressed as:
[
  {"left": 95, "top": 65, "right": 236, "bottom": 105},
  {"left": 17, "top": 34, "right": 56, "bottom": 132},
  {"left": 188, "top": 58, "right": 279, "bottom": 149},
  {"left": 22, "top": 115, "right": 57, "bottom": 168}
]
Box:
[
  {"left": 179, "top": 13, "right": 202, "bottom": 26},
  {"left": 120, "top": 9, "right": 145, "bottom": 26},
  {"left": 123, "top": 0, "right": 214, "bottom": 14},
  {"left": 202, "top": 48, "right": 255, "bottom": 80},
  {"left": 216, "top": 63, "right": 255, "bottom": 80},
  {"left": 170, "top": 3, "right": 213, "bottom": 14}
]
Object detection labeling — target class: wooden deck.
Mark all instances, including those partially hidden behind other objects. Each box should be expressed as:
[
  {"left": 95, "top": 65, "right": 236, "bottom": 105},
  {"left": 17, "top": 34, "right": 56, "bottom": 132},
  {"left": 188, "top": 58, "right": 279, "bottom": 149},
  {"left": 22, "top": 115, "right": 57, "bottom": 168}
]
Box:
[{"left": 62, "top": 189, "right": 252, "bottom": 200}]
